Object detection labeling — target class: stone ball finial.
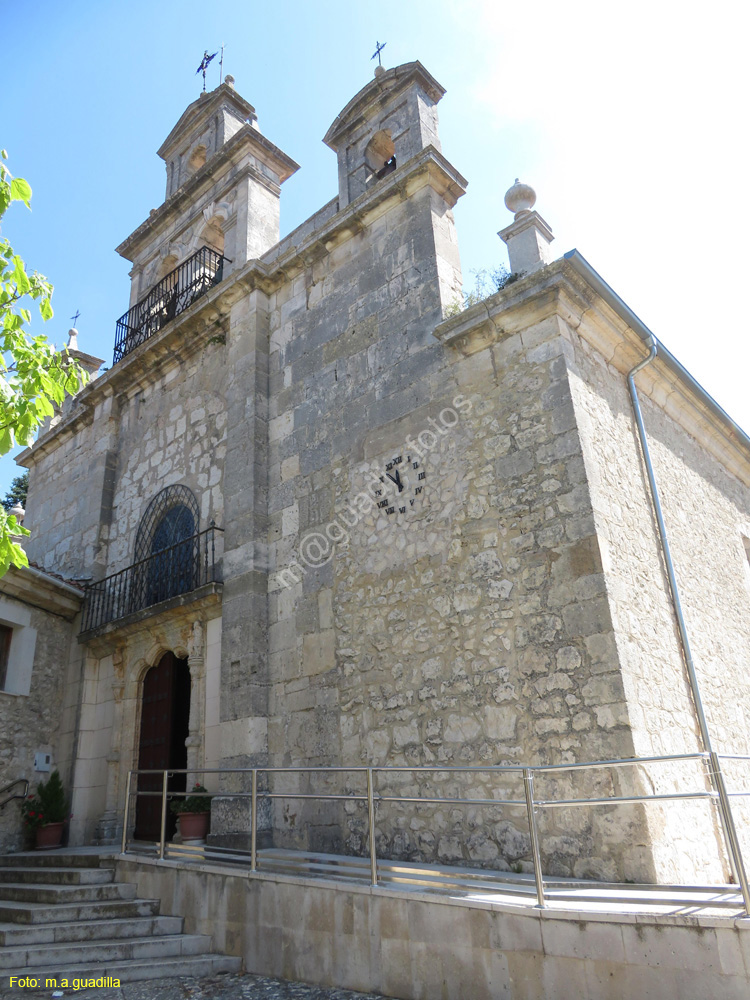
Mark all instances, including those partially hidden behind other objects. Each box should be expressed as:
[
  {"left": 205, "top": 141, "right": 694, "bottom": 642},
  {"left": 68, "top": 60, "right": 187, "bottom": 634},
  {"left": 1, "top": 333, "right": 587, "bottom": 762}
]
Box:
[
  {"left": 67, "top": 328, "right": 79, "bottom": 351},
  {"left": 504, "top": 178, "right": 537, "bottom": 218},
  {"left": 374, "top": 64, "right": 386, "bottom": 78},
  {"left": 224, "top": 74, "right": 235, "bottom": 88},
  {"left": 10, "top": 503, "right": 24, "bottom": 523}
]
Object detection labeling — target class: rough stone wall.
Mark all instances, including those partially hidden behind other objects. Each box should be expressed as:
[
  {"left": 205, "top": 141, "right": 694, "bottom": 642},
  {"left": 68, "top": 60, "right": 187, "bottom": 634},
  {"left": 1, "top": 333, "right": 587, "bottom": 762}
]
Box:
[
  {"left": 16, "top": 72, "right": 750, "bottom": 888},
  {"left": 24, "top": 338, "right": 226, "bottom": 584},
  {"left": 23, "top": 392, "right": 118, "bottom": 579},
  {"left": 104, "top": 346, "right": 227, "bottom": 573},
  {"left": 568, "top": 323, "right": 750, "bottom": 882},
  {"left": 0, "top": 598, "right": 78, "bottom": 853},
  {"left": 263, "top": 202, "right": 652, "bottom": 879}
]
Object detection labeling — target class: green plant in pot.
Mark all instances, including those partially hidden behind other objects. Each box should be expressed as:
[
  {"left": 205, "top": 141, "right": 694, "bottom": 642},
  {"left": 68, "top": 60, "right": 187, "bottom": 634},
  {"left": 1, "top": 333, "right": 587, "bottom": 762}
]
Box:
[
  {"left": 21, "top": 769, "right": 70, "bottom": 849},
  {"left": 170, "top": 783, "right": 211, "bottom": 842}
]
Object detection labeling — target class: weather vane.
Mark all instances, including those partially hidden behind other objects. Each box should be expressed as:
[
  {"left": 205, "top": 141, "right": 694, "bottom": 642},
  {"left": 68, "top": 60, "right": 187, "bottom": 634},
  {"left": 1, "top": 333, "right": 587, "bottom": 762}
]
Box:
[
  {"left": 371, "top": 41, "right": 386, "bottom": 67},
  {"left": 71, "top": 310, "right": 80, "bottom": 326},
  {"left": 196, "top": 50, "right": 218, "bottom": 92}
]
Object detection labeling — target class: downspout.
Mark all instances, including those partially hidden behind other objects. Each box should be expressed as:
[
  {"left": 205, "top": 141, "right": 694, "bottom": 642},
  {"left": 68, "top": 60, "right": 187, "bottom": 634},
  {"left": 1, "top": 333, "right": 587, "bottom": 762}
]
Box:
[{"left": 627, "top": 339, "right": 750, "bottom": 910}]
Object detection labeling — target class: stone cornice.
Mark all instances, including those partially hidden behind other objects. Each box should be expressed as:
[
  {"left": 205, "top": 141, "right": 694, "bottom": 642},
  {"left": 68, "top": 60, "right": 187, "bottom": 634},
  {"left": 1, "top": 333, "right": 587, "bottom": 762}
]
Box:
[
  {"left": 117, "top": 125, "right": 300, "bottom": 262},
  {"left": 80, "top": 582, "right": 222, "bottom": 656},
  {"left": 434, "top": 259, "right": 750, "bottom": 487},
  {"left": 0, "top": 564, "right": 83, "bottom": 621}
]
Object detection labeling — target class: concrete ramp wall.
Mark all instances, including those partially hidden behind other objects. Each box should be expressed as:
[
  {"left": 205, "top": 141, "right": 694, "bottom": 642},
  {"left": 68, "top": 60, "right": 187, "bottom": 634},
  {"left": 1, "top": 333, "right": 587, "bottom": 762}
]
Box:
[{"left": 115, "top": 857, "right": 750, "bottom": 999}]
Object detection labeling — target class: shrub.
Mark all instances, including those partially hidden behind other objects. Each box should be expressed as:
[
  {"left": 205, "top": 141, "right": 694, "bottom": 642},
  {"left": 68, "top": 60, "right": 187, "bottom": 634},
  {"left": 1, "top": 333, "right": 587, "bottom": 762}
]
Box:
[
  {"left": 170, "top": 783, "right": 212, "bottom": 815},
  {"left": 444, "top": 265, "right": 525, "bottom": 317},
  {"left": 22, "top": 769, "right": 69, "bottom": 828}
]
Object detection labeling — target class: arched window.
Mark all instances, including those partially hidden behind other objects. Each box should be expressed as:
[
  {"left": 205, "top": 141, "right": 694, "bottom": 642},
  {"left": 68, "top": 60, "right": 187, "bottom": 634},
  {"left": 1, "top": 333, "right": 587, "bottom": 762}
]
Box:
[
  {"left": 187, "top": 144, "right": 207, "bottom": 174},
  {"left": 199, "top": 217, "right": 225, "bottom": 257},
  {"left": 365, "top": 129, "right": 396, "bottom": 188},
  {"left": 133, "top": 486, "right": 200, "bottom": 608},
  {"left": 158, "top": 254, "right": 179, "bottom": 281}
]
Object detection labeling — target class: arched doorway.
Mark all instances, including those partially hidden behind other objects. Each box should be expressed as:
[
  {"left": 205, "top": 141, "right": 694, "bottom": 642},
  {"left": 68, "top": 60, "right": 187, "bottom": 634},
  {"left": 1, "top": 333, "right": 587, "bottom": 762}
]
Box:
[{"left": 133, "top": 652, "right": 191, "bottom": 841}]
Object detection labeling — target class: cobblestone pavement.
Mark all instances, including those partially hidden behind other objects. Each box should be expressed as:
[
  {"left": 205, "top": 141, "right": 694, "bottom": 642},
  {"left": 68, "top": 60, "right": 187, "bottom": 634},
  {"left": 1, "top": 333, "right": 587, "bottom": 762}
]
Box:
[{"left": 0, "top": 972, "right": 387, "bottom": 1000}]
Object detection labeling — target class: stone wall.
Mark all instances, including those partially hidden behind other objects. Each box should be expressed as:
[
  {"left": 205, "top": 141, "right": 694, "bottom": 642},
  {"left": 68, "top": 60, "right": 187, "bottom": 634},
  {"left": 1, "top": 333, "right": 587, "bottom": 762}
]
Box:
[
  {"left": 23, "top": 391, "right": 118, "bottom": 579},
  {"left": 568, "top": 310, "right": 750, "bottom": 882},
  {"left": 261, "top": 194, "right": 654, "bottom": 880},
  {"left": 22, "top": 334, "right": 226, "bottom": 584},
  {"left": 104, "top": 346, "right": 227, "bottom": 573},
  {"left": 0, "top": 594, "right": 80, "bottom": 853},
  {"left": 13, "top": 66, "right": 750, "bottom": 888},
  {"left": 117, "top": 856, "right": 750, "bottom": 1000},
  {"left": 69, "top": 651, "right": 114, "bottom": 846}
]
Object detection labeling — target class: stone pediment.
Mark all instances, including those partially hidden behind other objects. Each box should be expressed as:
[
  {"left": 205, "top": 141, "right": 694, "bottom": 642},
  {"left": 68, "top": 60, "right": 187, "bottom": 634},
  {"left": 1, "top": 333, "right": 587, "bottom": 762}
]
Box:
[
  {"left": 323, "top": 60, "right": 445, "bottom": 151},
  {"left": 157, "top": 83, "right": 257, "bottom": 162}
]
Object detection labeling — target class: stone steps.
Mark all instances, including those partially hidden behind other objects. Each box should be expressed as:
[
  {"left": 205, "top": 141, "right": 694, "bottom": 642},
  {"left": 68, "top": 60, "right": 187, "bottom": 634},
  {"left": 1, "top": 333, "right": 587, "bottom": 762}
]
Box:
[
  {"left": 0, "top": 914, "right": 182, "bottom": 946},
  {"left": 6, "top": 953, "right": 241, "bottom": 984},
  {"left": 0, "top": 932, "right": 212, "bottom": 969},
  {"left": 0, "top": 897, "right": 161, "bottom": 925},
  {"left": 0, "top": 866, "right": 114, "bottom": 885},
  {"left": 0, "top": 854, "right": 103, "bottom": 868},
  {"left": 0, "top": 881, "right": 137, "bottom": 904},
  {"left": 0, "top": 854, "right": 241, "bottom": 982}
]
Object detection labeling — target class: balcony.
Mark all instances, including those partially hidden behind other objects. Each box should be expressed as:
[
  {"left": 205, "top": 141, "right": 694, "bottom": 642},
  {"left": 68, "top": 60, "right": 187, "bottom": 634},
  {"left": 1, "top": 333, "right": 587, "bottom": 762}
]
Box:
[
  {"left": 114, "top": 247, "right": 227, "bottom": 364},
  {"left": 81, "top": 525, "right": 223, "bottom": 634}
]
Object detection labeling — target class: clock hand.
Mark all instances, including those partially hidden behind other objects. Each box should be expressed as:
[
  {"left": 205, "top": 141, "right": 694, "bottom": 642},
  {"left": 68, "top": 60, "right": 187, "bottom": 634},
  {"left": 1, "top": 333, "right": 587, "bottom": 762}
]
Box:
[{"left": 386, "top": 470, "right": 404, "bottom": 492}]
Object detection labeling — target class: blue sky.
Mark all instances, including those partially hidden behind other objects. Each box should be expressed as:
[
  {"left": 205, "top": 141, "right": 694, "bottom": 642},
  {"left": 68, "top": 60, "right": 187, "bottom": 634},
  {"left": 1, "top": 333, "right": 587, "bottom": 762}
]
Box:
[{"left": 2, "top": 0, "right": 747, "bottom": 496}]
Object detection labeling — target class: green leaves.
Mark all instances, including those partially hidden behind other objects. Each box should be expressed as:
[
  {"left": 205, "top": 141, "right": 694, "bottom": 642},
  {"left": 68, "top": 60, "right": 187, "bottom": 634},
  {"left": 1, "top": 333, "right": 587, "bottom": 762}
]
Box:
[
  {"left": 0, "top": 151, "right": 88, "bottom": 576},
  {"left": 0, "top": 515, "right": 29, "bottom": 577},
  {"left": 9, "top": 177, "right": 31, "bottom": 208},
  {"left": 12, "top": 255, "right": 30, "bottom": 295}
]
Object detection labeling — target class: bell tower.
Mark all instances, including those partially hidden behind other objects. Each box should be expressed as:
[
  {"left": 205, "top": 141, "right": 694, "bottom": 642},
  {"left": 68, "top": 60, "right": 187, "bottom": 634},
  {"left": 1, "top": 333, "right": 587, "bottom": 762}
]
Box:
[
  {"left": 323, "top": 60, "right": 446, "bottom": 209},
  {"left": 116, "top": 77, "right": 299, "bottom": 308}
]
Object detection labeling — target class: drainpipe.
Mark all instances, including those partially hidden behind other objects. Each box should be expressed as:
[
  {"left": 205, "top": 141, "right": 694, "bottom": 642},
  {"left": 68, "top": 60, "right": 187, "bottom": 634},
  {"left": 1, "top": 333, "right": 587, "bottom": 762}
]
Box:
[{"left": 627, "top": 339, "right": 750, "bottom": 911}]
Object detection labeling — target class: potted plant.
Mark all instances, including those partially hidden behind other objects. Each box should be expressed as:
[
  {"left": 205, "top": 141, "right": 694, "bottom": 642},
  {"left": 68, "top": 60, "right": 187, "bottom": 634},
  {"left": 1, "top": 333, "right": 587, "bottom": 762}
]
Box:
[
  {"left": 21, "top": 770, "right": 69, "bottom": 849},
  {"left": 170, "top": 783, "right": 211, "bottom": 842}
]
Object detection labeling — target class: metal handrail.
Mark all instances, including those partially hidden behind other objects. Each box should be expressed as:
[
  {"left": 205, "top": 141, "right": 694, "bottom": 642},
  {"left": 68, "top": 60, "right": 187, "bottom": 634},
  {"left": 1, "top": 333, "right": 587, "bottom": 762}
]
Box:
[
  {"left": 120, "top": 752, "right": 750, "bottom": 914},
  {"left": 0, "top": 777, "right": 29, "bottom": 809},
  {"left": 114, "top": 246, "right": 228, "bottom": 363},
  {"left": 80, "top": 524, "right": 224, "bottom": 633}
]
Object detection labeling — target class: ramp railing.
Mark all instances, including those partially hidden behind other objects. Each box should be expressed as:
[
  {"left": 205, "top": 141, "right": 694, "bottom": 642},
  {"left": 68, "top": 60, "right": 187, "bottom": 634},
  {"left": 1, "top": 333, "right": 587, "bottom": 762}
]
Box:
[{"left": 120, "top": 751, "right": 750, "bottom": 914}]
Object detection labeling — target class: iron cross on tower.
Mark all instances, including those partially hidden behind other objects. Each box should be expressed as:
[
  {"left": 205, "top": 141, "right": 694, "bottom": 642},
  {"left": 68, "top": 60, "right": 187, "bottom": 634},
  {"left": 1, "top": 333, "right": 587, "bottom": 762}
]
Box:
[
  {"left": 196, "top": 50, "right": 217, "bottom": 92},
  {"left": 71, "top": 310, "right": 80, "bottom": 326},
  {"left": 371, "top": 41, "right": 386, "bottom": 66}
]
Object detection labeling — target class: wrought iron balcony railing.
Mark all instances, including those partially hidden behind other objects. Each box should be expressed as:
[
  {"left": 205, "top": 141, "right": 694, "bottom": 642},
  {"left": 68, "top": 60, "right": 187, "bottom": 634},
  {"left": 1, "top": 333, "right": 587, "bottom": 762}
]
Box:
[
  {"left": 81, "top": 525, "right": 224, "bottom": 633},
  {"left": 114, "top": 247, "right": 227, "bottom": 364}
]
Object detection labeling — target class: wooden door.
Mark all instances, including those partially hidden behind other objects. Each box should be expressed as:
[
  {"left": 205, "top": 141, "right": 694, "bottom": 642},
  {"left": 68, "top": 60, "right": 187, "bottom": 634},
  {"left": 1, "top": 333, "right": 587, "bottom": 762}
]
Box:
[{"left": 133, "top": 652, "right": 191, "bottom": 841}]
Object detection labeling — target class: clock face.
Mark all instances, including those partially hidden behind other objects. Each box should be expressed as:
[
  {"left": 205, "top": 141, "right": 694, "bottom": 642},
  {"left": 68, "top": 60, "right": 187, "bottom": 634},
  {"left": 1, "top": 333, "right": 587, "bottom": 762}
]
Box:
[{"left": 373, "top": 453, "right": 426, "bottom": 515}]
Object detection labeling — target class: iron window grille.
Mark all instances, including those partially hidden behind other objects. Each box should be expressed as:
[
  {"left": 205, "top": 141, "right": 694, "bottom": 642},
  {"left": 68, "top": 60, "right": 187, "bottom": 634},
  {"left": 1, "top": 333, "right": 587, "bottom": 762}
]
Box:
[{"left": 134, "top": 485, "right": 200, "bottom": 564}]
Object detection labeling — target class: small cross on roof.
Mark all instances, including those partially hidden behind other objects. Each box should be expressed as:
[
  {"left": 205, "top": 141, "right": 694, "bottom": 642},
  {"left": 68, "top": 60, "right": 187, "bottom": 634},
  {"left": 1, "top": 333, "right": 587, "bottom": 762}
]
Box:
[{"left": 371, "top": 41, "right": 386, "bottom": 66}]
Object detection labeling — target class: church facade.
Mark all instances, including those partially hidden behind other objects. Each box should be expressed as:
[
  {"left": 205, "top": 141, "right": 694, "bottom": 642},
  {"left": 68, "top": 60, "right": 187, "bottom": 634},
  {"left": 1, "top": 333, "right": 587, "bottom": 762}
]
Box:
[{"left": 2, "top": 62, "right": 749, "bottom": 884}]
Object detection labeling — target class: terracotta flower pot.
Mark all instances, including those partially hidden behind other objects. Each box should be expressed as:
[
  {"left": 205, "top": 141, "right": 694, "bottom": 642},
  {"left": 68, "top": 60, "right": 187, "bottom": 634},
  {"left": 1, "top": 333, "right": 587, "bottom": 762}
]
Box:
[
  {"left": 35, "top": 821, "right": 65, "bottom": 850},
  {"left": 177, "top": 812, "right": 209, "bottom": 842}
]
